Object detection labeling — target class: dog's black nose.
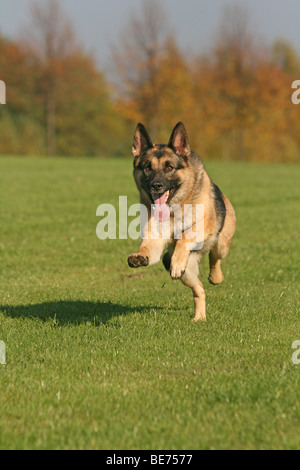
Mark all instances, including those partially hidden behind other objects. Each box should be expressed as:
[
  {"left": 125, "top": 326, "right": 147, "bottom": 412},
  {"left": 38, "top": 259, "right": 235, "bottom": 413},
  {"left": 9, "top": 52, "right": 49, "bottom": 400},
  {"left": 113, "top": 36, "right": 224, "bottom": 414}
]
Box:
[{"left": 151, "top": 181, "right": 164, "bottom": 192}]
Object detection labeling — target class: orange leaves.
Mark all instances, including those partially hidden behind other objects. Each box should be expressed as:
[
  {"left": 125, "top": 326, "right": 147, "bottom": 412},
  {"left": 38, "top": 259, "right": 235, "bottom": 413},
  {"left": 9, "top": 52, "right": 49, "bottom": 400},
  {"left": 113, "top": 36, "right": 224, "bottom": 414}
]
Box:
[
  {"left": 0, "top": 0, "right": 300, "bottom": 161},
  {"left": 113, "top": 1, "right": 300, "bottom": 162},
  {"left": 115, "top": 29, "right": 300, "bottom": 162}
]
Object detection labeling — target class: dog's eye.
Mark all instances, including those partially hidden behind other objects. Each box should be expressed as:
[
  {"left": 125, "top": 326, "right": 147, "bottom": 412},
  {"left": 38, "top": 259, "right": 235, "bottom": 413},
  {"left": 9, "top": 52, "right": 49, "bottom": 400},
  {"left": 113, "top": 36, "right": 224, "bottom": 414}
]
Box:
[
  {"left": 144, "top": 166, "right": 151, "bottom": 173},
  {"left": 166, "top": 165, "right": 174, "bottom": 172}
]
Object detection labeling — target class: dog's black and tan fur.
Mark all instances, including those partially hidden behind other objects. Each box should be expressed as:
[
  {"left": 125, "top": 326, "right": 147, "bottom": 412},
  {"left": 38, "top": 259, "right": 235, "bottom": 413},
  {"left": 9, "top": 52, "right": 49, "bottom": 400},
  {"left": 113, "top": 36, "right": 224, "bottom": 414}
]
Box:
[{"left": 128, "top": 122, "right": 236, "bottom": 322}]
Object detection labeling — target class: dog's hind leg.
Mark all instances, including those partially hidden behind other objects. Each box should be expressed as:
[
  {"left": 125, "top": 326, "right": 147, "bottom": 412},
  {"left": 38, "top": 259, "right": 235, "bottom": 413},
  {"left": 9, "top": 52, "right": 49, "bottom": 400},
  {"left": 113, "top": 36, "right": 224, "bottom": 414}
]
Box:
[
  {"left": 209, "top": 194, "right": 236, "bottom": 285},
  {"left": 181, "top": 253, "right": 206, "bottom": 322},
  {"left": 163, "top": 250, "right": 205, "bottom": 321}
]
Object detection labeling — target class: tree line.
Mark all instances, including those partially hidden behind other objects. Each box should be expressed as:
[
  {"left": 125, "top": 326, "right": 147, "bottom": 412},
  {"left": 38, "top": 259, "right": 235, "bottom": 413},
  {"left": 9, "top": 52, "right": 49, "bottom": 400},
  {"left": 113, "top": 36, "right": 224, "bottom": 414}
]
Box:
[{"left": 0, "top": 0, "right": 299, "bottom": 161}]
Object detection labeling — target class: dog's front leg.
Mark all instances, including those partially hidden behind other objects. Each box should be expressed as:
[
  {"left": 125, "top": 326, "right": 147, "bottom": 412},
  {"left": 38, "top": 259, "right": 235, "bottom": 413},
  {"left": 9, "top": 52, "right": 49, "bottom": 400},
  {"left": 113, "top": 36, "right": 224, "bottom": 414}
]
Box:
[
  {"left": 128, "top": 239, "right": 167, "bottom": 268},
  {"left": 170, "top": 238, "right": 191, "bottom": 280}
]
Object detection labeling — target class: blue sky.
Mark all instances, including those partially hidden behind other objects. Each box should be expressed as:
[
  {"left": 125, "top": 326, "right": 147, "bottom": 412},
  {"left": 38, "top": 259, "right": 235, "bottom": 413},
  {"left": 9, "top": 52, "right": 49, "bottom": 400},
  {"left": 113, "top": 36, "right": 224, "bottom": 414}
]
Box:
[{"left": 1, "top": 0, "right": 299, "bottom": 67}]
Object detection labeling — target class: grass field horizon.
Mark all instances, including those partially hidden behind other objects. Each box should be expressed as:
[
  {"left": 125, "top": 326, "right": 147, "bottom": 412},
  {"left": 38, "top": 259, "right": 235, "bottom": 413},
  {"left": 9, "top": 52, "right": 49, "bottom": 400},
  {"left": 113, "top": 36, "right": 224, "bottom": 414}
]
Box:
[{"left": 0, "top": 155, "right": 300, "bottom": 450}]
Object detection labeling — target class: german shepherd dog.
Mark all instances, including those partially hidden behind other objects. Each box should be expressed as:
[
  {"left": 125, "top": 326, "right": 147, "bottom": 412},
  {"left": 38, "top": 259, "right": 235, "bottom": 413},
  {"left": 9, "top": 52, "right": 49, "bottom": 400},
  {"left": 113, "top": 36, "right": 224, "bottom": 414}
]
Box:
[{"left": 128, "top": 122, "right": 236, "bottom": 322}]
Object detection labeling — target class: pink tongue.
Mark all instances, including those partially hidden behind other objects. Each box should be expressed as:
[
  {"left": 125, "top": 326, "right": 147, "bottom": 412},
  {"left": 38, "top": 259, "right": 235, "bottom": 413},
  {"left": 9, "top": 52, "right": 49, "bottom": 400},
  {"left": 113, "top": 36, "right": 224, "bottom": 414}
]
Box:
[
  {"left": 152, "top": 192, "right": 168, "bottom": 206},
  {"left": 152, "top": 192, "right": 170, "bottom": 222}
]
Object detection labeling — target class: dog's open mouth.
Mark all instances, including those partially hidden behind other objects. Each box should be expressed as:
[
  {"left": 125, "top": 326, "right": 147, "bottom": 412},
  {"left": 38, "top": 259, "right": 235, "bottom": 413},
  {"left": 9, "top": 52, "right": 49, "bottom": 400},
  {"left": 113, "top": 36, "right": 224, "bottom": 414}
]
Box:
[{"left": 151, "top": 189, "right": 175, "bottom": 206}]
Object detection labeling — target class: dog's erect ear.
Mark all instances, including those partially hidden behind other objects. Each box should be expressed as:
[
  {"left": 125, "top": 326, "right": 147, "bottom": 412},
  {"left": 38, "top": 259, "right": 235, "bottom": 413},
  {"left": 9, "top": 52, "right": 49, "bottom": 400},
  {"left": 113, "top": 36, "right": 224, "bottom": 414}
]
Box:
[
  {"left": 168, "top": 122, "right": 191, "bottom": 157},
  {"left": 132, "top": 123, "right": 153, "bottom": 158}
]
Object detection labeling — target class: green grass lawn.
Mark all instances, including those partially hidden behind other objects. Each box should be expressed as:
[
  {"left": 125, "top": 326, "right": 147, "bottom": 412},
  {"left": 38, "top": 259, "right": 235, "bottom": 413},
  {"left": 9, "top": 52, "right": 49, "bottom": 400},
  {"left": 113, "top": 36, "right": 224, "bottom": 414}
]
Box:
[{"left": 0, "top": 155, "right": 300, "bottom": 450}]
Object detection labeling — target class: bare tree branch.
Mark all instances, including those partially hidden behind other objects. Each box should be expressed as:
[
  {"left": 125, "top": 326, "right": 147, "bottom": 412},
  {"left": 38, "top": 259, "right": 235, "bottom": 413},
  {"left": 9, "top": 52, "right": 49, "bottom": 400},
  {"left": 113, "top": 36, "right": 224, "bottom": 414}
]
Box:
[
  {"left": 111, "top": 0, "right": 172, "bottom": 132},
  {"left": 21, "top": 0, "right": 78, "bottom": 156}
]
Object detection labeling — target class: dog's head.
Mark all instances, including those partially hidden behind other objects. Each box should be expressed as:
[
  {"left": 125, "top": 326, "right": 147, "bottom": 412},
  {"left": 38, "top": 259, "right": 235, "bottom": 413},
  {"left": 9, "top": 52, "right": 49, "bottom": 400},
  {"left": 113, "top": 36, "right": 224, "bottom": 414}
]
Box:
[{"left": 132, "top": 122, "right": 196, "bottom": 207}]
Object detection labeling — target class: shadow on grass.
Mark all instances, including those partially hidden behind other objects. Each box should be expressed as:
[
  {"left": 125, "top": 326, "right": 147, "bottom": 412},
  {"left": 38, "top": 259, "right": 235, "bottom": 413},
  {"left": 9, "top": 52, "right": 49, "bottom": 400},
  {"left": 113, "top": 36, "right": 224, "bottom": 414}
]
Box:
[{"left": 0, "top": 301, "right": 160, "bottom": 326}]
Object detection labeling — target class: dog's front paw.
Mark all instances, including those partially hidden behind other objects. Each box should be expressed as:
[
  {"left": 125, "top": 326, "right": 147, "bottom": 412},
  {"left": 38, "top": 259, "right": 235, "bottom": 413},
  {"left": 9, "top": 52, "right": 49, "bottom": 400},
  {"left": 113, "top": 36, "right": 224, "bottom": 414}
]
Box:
[
  {"left": 128, "top": 253, "right": 149, "bottom": 268},
  {"left": 170, "top": 263, "right": 186, "bottom": 280}
]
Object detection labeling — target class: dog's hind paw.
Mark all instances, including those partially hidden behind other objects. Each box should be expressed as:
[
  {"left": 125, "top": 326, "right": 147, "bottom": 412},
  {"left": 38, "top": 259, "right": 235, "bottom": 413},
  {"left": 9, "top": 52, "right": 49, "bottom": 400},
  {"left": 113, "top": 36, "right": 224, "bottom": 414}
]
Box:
[{"left": 128, "top": 253, "right": 149, "bottom": 268}]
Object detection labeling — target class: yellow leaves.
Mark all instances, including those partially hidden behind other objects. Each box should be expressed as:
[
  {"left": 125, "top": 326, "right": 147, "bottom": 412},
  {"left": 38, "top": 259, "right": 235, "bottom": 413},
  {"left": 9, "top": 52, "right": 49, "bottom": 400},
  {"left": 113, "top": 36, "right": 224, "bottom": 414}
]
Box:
[
  {"left": 1, "top": 0, "right": 300, "bottom": 161},
  {"left": 116, "top": 38, "right": 300, "bottom": 162}
]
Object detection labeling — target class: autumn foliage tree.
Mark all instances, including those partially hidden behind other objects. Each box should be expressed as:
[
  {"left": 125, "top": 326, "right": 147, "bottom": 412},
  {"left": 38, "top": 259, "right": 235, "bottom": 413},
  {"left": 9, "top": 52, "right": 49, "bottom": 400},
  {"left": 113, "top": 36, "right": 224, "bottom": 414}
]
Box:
[
  {"left": 0, "top": 35, "right": 44, "bottom": 155},
  {"left": 111, "top": 0, "right": 196, "bottom": 142},
  {"left": 189, "top": 4, "right": 299, "bottom": 161},
  {"left": 0, "top": 0, "right": 127, "bottom": 156},
  {"left": 22, "top": 0, "right": 78, "bottom": 156},
  {"left": 112, "top": 0, "right": 171, "bottom": 134},
  {"left": 0, "top": 0, "right": 299, "bottom": 161},
  {"left": 112, "top": 1, "right": 300, "bottom": 162}
]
